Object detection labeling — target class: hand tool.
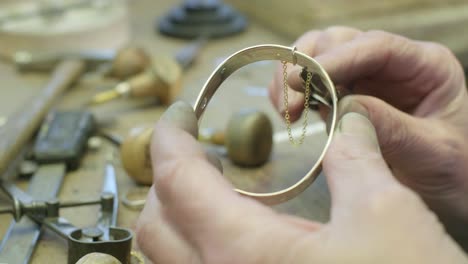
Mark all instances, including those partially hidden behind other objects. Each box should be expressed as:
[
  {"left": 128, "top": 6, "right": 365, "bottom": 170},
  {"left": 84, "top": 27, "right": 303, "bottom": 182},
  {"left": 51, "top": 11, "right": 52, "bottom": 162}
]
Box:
[
  {"left": 0, "top": 60, "right": 85, "bottom": 180},
  {"left": 199, "top": 109, "right": 273, "bottom": 167},
  {"left": 88, "top": 38, "right": 205, "bottom": 106},
  {"left": 119, "top": 108, "right": 273, "bottom": 184},
  {"left": 0, "top": 156, "right": 132, "bottom": 264},
  {"left": 15, "top": 46, "right": 151, "bottom": 80},
  {"left": 33, "top": 110, "right": 96, "bottom": 169},
  {"left": 158, "top": 0, "right": 247, "bottom": 39},
  {"left": 0, "top": 110, "right": 95, "bottom": 263}
]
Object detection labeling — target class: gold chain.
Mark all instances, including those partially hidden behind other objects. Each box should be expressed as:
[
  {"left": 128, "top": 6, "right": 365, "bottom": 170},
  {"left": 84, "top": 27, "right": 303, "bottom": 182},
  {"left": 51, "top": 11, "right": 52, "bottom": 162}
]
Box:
[{"left": 282, "top": 61, "right": 312, "bottom": 146}]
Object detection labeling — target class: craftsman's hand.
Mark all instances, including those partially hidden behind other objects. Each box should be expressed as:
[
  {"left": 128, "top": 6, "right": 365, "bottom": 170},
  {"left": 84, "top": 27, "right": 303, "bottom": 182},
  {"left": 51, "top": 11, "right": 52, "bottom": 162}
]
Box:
[
  {"left": 136, "top": 101, "right": 467, "bottom": 263},
  {"left": 269, "top": 26, "right": 468, "bottom": 246}
]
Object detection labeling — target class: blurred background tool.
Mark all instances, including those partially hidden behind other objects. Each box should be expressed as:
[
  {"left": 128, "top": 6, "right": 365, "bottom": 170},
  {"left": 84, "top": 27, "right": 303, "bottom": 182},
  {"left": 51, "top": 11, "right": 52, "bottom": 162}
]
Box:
[
  {"left": 158, "top": 0, "right": 247, "bottom": 39},
  {"left": 88, "top": 38, "right": 206, "bottom": 106},
  {"left": 0, "top": 110, "right": 95, "bottom": 263},
  {"left": 199, "top": 109, "right": 273, "bottom": 167},
  {"left": 0, "top": 0, "right": 129, "bottom": 60},
  {"left": 0, "top": 156, "right": 131, "bottom": 264},
  {"left": 119, "top": 109, "right": 273, "bottom": 185},
  {"left": 0, "top": 60, "right": 85, "bottom": 180},
  {"left": 14, "top": 46, "right": 151, "bottom": 80}
]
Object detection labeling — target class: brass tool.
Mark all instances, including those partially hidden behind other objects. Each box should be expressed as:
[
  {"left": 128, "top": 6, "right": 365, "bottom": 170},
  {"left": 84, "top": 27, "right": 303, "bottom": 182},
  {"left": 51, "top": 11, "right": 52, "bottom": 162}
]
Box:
[
  {"left": 88, "top": 38, "right": 205, "bottom": 106},
  {"left": 119, "top": 109, "right": 273, "bottom": 185},
  {"left": 199, "top": 109, "right": 273, "bottom": 166},
  {"left": 76, "top": 252, "right": 122, "bottom": 264},
  {"left": 0, "top": 60, "right": 86, "bottom": 180}
]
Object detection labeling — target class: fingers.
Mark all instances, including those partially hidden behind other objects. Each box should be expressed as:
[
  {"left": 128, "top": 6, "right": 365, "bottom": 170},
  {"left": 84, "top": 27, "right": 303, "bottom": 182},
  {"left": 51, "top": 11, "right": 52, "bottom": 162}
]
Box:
[
  {"left": 150, "top": 102, "right": 277, "bottom": 253},
  {"left": 150, "top": 101, "right": 317, "bottom": 263},
  {"left": 269, "top": 26, "right": 361, "bottom": 121},
  {"left": 335, "top": 95, "right": 457, "bottom": 184},
  {"left": 136, "top": 187, "right": 201, "bottom": 263}
]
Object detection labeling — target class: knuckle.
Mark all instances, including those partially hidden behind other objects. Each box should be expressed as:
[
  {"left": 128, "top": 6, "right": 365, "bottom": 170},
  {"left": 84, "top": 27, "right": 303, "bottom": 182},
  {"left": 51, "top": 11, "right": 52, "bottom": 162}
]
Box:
[
  {"left": 154, "top": 158, "right": 194, "bottom": 202},
  {"left": 325, "top": 25, "right": 360, "bottom": 35}
]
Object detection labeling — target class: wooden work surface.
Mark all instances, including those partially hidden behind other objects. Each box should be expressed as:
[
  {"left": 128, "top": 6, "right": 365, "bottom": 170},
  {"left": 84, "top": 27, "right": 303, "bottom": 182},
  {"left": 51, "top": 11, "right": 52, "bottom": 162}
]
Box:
[
  {"left": 0, "top": 1, "right": 330, "bottom": 263},
  {"left": 1, "top": 0, "right": 465, "bottom": 263}
]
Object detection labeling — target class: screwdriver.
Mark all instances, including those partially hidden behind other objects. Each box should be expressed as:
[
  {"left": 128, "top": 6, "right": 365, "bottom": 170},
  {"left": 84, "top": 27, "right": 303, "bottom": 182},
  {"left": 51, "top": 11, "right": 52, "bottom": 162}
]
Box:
[{"left": 87, "top": 37, "right": 206, "bottom": 106}]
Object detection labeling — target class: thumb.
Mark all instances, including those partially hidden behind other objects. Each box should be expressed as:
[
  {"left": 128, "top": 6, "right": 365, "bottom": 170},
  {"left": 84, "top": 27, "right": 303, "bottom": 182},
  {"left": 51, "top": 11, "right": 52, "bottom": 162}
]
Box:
[
  {"left": 336, "top": 95, "right": 443, "bottom": 180},
  {"left": 323, "top": 112, "right": 398, "bottom": 208}
]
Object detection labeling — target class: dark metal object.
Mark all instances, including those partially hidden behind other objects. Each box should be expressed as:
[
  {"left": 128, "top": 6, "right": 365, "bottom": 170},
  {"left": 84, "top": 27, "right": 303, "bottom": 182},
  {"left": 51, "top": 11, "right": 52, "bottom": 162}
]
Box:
[
  {"left": 174, "top": 36, "right": 207, "bottom": 70},
  {"left": 300, "top": 68, "right": 333, "bottom": 110},
  {"left": 17, "top": 160, "right": 39, "bottom": 178},
  {"left": 158, "top": 0, "right": 247, "bottom": 39},
  {"left": 0, "top": 161, "right": 132, "bottom": 264},
  {"left": 97, "top": 131, "right": 123, "bottom": 147},
  {"left": 0, "top": 163, "right": 66, "bottom": 264},
  {"left": 33, "top": 111, "right": 96, "bottom": 170}
]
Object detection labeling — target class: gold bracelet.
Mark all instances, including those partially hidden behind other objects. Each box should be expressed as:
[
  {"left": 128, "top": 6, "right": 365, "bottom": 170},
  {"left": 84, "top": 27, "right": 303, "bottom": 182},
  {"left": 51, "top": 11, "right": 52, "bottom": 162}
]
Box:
[{"left": 193, "top": 44, "right": 338, "bottom": 205}]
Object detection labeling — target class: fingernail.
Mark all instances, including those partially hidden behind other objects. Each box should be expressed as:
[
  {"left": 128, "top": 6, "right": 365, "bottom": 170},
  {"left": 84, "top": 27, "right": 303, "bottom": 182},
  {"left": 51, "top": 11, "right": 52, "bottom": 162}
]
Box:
[
  {"left": 337, "top": 112, "right": 379, "bottom": 151},
  {"left": 337, "top": 96, "right": 369, "bottom": 120},
  {"left": 160, "top": 101, "right": 198, "bottom": 138}
]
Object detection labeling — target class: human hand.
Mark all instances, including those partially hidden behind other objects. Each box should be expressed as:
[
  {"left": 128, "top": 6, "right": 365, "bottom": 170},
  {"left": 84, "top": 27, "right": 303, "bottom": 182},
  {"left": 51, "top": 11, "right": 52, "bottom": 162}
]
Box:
[
  {"left": 136, "top": 101, "right": 467, "bottom": 263},
  {"left": 269, "top": 26, "right": 468, "bottom": 247}
]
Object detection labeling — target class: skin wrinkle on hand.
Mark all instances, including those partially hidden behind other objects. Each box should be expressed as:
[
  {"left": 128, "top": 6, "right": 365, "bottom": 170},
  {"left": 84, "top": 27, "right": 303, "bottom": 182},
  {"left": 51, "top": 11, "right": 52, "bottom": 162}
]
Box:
[{"left": 136, "top": 27, "right": 468, "bottom": 263}]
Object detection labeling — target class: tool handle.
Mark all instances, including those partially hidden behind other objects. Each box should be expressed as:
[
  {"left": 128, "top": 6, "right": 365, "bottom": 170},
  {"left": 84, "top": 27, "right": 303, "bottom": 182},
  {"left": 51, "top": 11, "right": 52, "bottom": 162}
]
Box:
[{"left": 0, "top": 59, "right": 86, "bottom": 177}]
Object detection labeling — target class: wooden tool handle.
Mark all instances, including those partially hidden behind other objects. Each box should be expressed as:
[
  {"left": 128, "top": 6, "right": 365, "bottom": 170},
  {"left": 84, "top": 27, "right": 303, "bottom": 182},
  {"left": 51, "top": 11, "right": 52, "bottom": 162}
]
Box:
[{"left": 0, "top": 59, "right": 86, "bottom": 177}]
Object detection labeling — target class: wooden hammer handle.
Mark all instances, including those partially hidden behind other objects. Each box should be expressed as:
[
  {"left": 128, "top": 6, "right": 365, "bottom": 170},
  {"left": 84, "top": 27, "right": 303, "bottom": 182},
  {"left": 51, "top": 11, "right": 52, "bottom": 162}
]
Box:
[{"left": 0, "top": 59, "right": 86, "bottom": 177}]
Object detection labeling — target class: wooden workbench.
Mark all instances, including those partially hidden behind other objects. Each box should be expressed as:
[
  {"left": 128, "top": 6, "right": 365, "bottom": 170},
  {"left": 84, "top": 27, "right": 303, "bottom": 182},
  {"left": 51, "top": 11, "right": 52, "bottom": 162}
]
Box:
[
  {"left": 2, "top": 0, "right": 465, "bottom": 263},
  {"left": 0, "top": 1, "right": 330, "bottom": 263}
]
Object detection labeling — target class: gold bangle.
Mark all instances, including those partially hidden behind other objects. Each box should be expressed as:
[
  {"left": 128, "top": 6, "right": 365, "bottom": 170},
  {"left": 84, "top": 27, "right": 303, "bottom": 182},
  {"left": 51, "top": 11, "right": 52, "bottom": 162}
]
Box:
[{"left": 193, "top": 44, "right": 338, "bottom": 205}]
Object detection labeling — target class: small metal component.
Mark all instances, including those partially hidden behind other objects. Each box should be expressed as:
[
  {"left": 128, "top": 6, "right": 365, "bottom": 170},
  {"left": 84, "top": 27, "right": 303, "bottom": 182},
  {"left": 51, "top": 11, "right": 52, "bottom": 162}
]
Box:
[
  {"left": 82, "top": 227, "right": 104, "bottom": 241},
  {"left": 88, "top": 136, "right": 103, "bottom": 150},
  {"left": 17, "top": 160, "right": 39, "bottom": 178},
  {"left": 301, "top": 68, "right": 333, "bottom": 110},
  {"left": 121, "top": 187, "right": 150, "bottom": 210},
  {"left": 97, "top": 131, "right": 123, "bottom": 146}
]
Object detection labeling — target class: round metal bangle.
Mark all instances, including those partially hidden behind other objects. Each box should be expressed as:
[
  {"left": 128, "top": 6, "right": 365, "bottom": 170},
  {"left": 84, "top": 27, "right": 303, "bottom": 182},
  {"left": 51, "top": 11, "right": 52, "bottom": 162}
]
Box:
[{"left": 193, "top": 44, "right": 338, "bottom": 205}]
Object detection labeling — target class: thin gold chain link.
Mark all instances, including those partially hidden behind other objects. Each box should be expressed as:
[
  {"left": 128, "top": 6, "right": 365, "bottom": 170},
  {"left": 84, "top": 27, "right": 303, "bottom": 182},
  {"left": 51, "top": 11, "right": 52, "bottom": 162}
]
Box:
[{"left": 282, "top": 61, "right": 312, "bottom": 146}]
